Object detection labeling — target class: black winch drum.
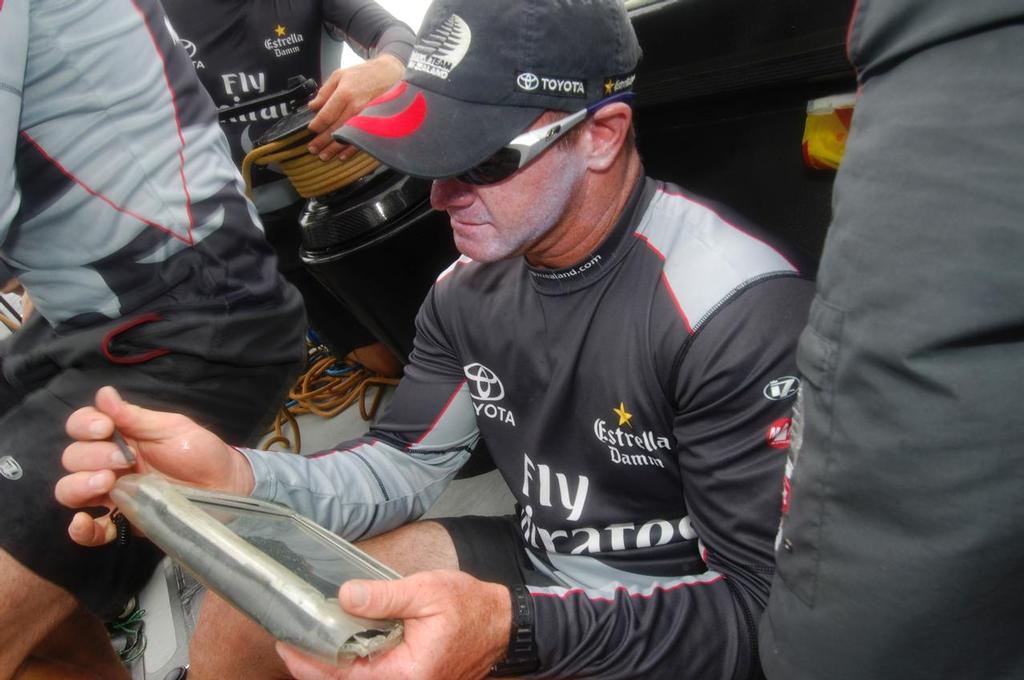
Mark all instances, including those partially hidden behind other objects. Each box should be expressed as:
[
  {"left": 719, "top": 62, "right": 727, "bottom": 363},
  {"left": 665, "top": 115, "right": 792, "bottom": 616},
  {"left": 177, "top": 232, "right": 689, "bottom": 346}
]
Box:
[
  {"left": 298, "top": 167, "right": 458, "bottom": 362},
  {"left": 256, "top": 108, "right": 459, "bottom": 363}
]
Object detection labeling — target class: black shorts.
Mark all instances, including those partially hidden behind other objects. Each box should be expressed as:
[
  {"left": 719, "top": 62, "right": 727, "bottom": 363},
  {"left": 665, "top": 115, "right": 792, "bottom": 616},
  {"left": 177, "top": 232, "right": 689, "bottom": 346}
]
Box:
[
  {"left": 432, "top": 514, "right": 558, "bottom": 588},
  {"left": 0, "top": 317, "right": 302, "bottom": 619}
]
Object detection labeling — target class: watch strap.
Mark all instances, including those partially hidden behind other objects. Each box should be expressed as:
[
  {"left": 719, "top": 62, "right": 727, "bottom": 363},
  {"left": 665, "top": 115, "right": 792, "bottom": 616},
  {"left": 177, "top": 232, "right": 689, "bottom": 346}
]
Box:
[{"left": 490, "top": 584, "right": 541, "bottom": 676}]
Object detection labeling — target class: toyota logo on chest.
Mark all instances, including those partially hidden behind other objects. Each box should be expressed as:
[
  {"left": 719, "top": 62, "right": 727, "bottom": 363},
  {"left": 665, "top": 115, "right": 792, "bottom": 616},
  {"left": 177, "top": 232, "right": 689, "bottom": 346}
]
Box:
[{"left": 463, "top": 363, "right": 505, "bottom": 401}]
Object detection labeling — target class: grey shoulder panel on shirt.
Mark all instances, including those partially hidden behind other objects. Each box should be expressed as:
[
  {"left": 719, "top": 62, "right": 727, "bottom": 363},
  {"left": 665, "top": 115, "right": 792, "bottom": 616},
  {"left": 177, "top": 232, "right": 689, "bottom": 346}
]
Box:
[{"left": 635, "top": 186, "right": 800, "bottom": 333}]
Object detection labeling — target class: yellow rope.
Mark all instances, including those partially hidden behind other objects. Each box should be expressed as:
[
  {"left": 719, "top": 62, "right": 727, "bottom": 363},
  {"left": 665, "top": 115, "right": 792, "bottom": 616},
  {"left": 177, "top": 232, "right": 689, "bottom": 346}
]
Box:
[
  {"left": 241, "top": 129, "right": 380, "bottom": 199},
  {"left": 243, "top": 124, "right": 391, "bottom": 452},
  {"left": 261, "top": 348, "right": 400, "bottom": 454}
]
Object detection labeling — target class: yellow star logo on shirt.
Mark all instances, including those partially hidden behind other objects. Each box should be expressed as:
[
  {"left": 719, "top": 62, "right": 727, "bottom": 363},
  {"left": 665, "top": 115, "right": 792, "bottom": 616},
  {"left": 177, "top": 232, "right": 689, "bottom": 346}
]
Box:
[
  {"left": 613, "top": 402, "right": 633, "bottom": 428},
  {"left": 275, "top": 24, "right": 287, "bottom": 37},
  {"left": 604, "top": 79, "right": 615, "bottom": 95}
]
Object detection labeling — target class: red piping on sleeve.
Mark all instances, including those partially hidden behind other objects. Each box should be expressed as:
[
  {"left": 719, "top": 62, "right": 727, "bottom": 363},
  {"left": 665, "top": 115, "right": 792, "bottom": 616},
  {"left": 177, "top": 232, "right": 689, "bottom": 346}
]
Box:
[
  {"left": 414, "top": 380, "right": 467, "bottom": 446},
  {"left": 129, "top": 0, "right": 195, "bottom": 244},
  {"left": 633, "top": 233, "right": 695, "bottom": 335},
  {"left": 20, "top": 132, "right": 193, "bottom": 245}
]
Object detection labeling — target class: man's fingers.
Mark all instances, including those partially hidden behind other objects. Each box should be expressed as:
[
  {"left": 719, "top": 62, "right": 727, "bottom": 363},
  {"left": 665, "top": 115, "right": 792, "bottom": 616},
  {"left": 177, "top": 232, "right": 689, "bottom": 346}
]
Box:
[
  {"left": 65, "top": 405, "right": 114, "bottom": 441},
  {"left": 54, "top": 469, "right": 117, "bottom": 509},
  {"left": 20, "top": 291, "right": 33, "bottom": 321},
  {"left": 308, "top": 71, "right": 342, "bottom": 112},
  {"left": 68, "top": 511, "right": 118, "bottom": 547},
  {"left": 307, "top": 136, "right": 355, "bottom": 161},
  {"left": 63, "top": 440, "right": 135, "bottom": 473},
  {"left": 308, "top": 92, "right": 361, "bottom": 137},
  {"left": 276, "top": 642, "right": 346, "bottom": 680}
]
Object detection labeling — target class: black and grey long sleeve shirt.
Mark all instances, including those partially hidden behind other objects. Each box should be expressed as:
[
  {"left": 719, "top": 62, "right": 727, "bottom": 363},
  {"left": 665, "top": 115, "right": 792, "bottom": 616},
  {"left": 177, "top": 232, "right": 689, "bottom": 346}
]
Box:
[{"left": 243, "top": 176, "right": 814, "bottom": 679}]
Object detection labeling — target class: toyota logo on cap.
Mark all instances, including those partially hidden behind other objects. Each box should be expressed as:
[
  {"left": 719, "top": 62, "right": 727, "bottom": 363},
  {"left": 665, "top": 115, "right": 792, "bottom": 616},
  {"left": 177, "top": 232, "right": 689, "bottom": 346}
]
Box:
[
  {"left": 516, "top": 72, "right": 540, "bottom": 91},
  {"left": 463, "top": 363, "right": 505, "bottom": 401}
]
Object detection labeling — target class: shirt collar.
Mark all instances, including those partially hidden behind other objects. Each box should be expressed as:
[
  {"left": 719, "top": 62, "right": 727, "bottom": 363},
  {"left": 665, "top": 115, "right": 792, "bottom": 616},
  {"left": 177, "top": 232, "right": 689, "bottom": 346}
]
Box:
[{"left": 525, "top": 174, "right": 653, "bottom": 295}]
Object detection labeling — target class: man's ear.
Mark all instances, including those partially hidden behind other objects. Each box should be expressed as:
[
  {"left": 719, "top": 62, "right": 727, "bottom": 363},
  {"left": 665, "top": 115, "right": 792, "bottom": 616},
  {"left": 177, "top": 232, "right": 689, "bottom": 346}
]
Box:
[{"left": 583, "top": 102, "right": 633, "bottom": 172}]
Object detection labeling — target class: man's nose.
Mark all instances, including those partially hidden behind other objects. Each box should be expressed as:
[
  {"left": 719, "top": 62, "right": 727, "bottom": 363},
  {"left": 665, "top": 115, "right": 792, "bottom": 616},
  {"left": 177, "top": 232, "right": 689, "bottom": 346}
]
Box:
[{"left": 430, "top": 178, "right": 475, "bottom": 212}]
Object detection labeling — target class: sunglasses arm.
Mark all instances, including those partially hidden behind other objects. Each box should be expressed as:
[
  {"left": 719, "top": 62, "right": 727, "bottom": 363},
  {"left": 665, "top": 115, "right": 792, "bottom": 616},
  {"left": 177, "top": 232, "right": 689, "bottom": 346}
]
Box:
[{"left": 507, "top": 108, "right": 589, "bottom": 169}]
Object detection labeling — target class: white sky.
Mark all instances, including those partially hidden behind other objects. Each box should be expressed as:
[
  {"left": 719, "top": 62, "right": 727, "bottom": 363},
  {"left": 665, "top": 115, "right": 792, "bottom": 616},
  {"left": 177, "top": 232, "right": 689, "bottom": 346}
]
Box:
[{"left": 340, "top": 0, "right": 430, "bottom": 67}]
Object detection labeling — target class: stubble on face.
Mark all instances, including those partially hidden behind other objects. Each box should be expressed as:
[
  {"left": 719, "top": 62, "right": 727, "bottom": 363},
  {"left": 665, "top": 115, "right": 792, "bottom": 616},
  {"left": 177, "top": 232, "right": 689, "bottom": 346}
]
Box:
[{"left": 433, "top": 143, "right": 587, "bottom": 264}]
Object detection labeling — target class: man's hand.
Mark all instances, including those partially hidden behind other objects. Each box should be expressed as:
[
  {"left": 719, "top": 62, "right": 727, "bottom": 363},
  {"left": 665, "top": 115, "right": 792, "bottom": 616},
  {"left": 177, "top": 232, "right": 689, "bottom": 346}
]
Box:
[
  {"left": 2, "top": 278, "right": 33, "bottom": 321},
  {"left": 306, "top": 53, "right": 405, "bottom": 161},
  {"left": 276, "top": 571, "right": 512, "bottom": 680},
  {"left": 55, "top": 386, "right": 254, "bottom": 547}
]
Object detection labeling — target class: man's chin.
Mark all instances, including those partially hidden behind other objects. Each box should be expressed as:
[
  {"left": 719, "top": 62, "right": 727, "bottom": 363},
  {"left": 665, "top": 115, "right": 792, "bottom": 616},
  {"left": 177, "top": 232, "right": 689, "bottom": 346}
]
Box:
[{"left": 453, "top": 234, "right": 505, "bottom": 264}]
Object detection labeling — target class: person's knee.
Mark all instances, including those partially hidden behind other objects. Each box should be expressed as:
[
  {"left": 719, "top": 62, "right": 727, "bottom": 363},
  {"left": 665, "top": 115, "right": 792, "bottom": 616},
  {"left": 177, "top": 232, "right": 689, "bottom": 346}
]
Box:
[
  {"left": 356, "top": 519, "right": 460, "bottom": 575},
  {"left": 0, "top": 549, "right": 75, "bottom": 625},
  {"left": 190, "top": 593, "right": 289, "bottom": 680},
  {"left": 0, "top": 549, "right": 77, "bottom": 670}
]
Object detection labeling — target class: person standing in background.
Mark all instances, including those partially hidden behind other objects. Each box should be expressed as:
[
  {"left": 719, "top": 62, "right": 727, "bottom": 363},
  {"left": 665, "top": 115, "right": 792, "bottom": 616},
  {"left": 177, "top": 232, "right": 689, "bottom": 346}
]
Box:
[
  {"left": 162, "top": 0, "right": 416, "bottom": 374},
  {"left": 761, "top": 1, "right": 1024, "bottom": 678},
  {"left": 0, "top": 0, "right": 307, "bottom": 677}
]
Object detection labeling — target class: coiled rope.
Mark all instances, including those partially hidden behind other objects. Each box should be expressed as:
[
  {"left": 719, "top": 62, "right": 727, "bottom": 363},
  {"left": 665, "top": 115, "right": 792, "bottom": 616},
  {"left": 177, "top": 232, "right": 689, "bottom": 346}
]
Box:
[
  {"left": 245, "top": 126, "right": 394, "bottom": 453},
  {"left": 241, "top": 129, "right": 380, "bottom": 199},
  {"left": 262, "top": 343, "right": 400, "bottom": 453}
]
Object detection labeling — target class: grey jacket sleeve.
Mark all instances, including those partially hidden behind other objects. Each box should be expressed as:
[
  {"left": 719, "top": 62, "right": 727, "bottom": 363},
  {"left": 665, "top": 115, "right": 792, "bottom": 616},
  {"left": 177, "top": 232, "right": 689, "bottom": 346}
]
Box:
[
  {"left": 321, "top": 0, "right": 415, "bottom": 64},
  {"left": 240, "top": 287, "right": 479, "bottom": 541},
  {"left": 0, "top": 0, "right": 27, "bottom": 253}
]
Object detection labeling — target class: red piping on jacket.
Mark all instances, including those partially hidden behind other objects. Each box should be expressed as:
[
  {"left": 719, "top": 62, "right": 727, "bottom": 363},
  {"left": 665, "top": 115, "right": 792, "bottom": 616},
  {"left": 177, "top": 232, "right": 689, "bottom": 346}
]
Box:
[{"left": 102, "top": 313, "right": 171, "bottom": 365}]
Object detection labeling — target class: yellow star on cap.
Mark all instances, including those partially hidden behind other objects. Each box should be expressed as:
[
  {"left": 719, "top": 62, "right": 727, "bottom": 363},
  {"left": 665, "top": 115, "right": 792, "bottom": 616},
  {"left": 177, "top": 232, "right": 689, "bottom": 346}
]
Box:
[
  {"left": 604, "top": 79, "right": 615, "bottom": 95},
  {"left": 275, "top": 24, "right": 287, "bottom": 37},
  {"left": 613, "top": 402, "right": 633, "bottom": 427}
]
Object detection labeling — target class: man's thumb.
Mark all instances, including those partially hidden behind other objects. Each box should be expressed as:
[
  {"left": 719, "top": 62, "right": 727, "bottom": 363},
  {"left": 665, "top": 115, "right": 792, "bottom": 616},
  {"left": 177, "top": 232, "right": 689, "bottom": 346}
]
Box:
[
  {"left": 339, "top": 578, "right": 421, "bottom": 620},
  {"left": 96, "top": 385, "right": 172, "bottom": 441}
]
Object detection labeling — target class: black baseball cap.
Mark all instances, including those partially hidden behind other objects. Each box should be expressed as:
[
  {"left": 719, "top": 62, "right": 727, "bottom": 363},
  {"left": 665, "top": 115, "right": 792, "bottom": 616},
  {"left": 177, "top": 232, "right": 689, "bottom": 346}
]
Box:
[{"left": 333, "top": 0, "right": 642, "bottom": 180}]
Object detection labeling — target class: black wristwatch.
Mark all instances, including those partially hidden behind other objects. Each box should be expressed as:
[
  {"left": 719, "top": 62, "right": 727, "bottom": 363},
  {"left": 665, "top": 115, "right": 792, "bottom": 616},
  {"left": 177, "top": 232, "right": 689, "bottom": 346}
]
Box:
[{"left": 490, "top": 585, "right": 541, "bottom": 677}]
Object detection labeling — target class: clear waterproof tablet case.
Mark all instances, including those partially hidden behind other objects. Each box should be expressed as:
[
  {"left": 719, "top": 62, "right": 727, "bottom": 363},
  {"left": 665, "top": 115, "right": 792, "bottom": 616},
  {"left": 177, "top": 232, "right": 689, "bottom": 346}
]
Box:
[{"left": 110, "top": 474, "right": 403, "bottom": 664}]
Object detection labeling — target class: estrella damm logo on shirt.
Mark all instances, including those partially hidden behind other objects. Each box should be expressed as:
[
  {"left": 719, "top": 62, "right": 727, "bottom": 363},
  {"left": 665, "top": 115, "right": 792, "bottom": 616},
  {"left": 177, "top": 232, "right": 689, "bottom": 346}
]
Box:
[
  {"left": 264, "top": 24, "right": 304, "bottom": 58},
  {"left": 593, "top": 402, "right": 671, "bottom": 469}
]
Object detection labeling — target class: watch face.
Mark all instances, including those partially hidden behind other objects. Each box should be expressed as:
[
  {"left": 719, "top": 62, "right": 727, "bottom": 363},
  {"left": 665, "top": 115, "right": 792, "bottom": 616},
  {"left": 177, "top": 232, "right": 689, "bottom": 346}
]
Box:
[{"left": 111, "top": 474, "right": 403, "bottom": 662}]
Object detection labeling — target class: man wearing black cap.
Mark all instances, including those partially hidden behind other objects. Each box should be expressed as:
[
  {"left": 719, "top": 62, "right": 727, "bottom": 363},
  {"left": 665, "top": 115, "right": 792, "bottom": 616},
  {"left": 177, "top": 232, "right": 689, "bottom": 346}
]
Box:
[{"left": 58, "top": 1, "right": 813, "bottom": 678}]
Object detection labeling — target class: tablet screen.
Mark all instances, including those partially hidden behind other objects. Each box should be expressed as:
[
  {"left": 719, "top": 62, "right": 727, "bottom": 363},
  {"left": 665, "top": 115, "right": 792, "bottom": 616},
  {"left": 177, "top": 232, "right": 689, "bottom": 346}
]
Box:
[{"left": 196, "top": 502, "right": 375, "bottom": 599}]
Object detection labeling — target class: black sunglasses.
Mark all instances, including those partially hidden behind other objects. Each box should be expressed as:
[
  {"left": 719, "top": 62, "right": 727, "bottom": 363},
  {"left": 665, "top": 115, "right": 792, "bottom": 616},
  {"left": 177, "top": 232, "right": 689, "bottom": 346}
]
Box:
[{"left": 454, "top": 92, "right": 635, "bottom": 186}]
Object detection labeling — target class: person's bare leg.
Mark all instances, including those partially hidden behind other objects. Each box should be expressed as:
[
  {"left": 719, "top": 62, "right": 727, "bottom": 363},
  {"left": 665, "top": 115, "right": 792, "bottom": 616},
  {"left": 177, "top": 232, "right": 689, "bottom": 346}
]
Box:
[
  {"left": 346, "top": 341, "right": 403, "bottom": 378},
  {"left": 356, "top": 518, "right": 459, "bottom": 575},
  {"left": 188, "top": 520, "right": 459, "bottom": 680},
  {"left": 17, "top": 605, "right": 130, "bottom": 680},
  {"left": 15, "top": 658, "right": 112, "bottom": 680},
  {"left": 0, "top": 549, "right": 127, "bottom": 679},
  {"left": 15, "top": 658, "right": 103, "bottom": 680}
]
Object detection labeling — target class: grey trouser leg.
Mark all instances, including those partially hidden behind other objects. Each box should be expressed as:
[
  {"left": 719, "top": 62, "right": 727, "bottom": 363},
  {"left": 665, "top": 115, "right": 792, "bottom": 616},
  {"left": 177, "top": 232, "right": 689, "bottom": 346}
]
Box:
[{"left": 761, "top": 7, "right": 1024, "bottom": 680}]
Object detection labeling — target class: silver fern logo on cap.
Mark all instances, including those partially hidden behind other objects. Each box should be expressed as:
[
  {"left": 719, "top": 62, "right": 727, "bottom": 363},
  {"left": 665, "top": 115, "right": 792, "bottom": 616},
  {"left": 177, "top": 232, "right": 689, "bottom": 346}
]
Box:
[{"left": 409, "top": 14, "right": 472, "bottom": 80}]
